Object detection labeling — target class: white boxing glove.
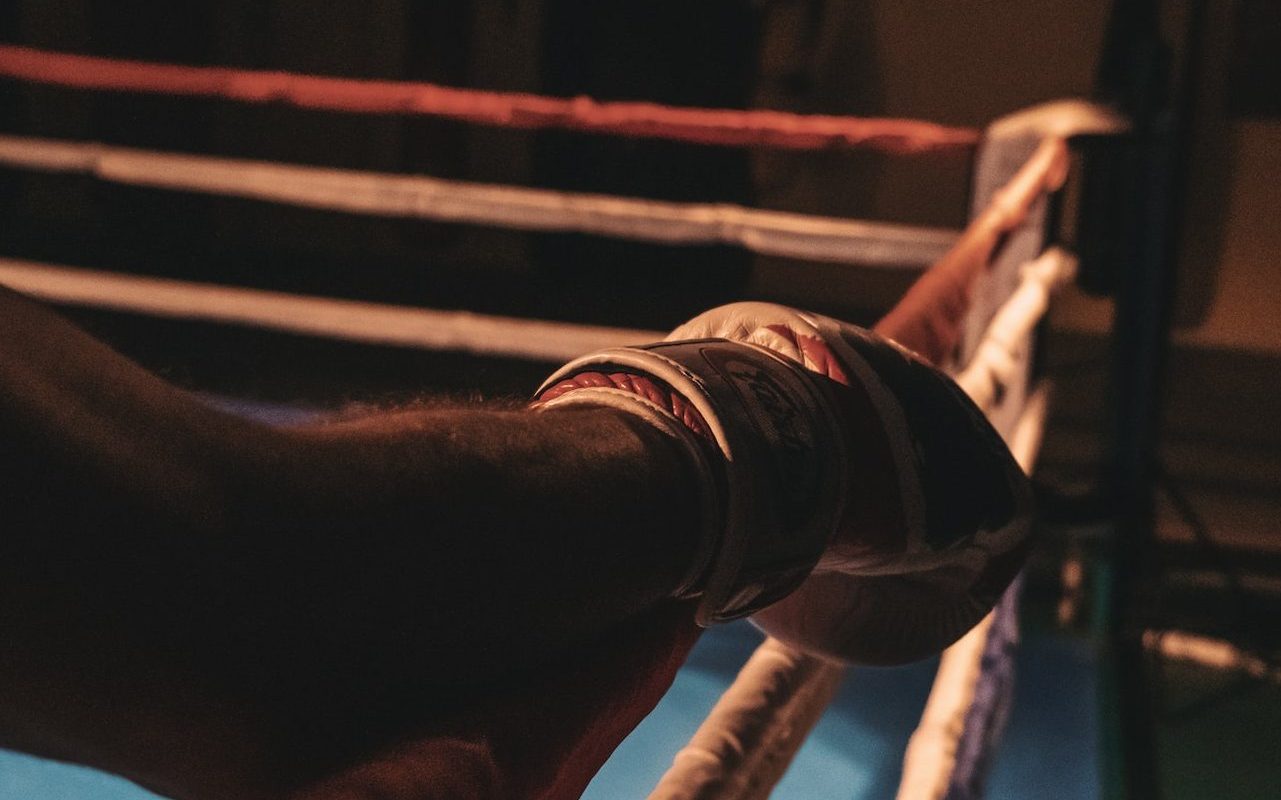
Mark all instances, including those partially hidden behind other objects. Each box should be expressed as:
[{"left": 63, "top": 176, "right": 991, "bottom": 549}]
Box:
[
  {"left": 534, "top": 337, "right": 852, "bottom": 627},
  {"left": 666, "top": 302, "right": 1032, "bottom": 664}
]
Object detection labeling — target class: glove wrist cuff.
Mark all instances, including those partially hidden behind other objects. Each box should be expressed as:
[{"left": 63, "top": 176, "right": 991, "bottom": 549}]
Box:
[{"left": 535, "top": 340, "right": 849, "bottom": 625}]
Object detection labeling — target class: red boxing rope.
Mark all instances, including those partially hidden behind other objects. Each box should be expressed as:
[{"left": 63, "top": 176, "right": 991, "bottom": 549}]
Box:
[
  {"left": 875, "top": 137, "right": 1069, "bottom": 362},
  {"left": 0, "top": 45, "right": 980, "bottom": 155}
]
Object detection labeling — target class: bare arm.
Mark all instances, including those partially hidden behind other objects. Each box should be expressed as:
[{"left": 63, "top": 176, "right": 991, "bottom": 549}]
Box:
[{"left": 0, "top": 285, "right": 703, "bottom": 798}]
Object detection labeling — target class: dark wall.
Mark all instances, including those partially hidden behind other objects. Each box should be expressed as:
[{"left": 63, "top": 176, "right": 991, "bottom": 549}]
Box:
[
  {"left": 0, "top": 1, "right": 762, "bottom": 331},
  {"left": 4, "top": 3, "right": 1272, "bottom": 356}
]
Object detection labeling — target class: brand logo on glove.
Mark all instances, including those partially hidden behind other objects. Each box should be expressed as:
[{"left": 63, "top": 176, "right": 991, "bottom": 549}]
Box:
[{"left": 718, "top": 357, "right": 820, "bottom": 521}]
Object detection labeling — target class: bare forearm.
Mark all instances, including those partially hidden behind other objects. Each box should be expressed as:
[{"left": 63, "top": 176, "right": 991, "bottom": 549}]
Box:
[
  {"left": 0, "top": 285, "right": 701, "bottom": 645},
  {"left": 0, "top": 287, "right": 288, "bottom": 795},
  {"left": 0, "top": 286, "right": 703, "bottom": 796},
  {"left": 0, "top": 286, "right": 255, "bottom": 530},
  {"left": 253, "top": 403, "right": 704, "bottom": 684}
]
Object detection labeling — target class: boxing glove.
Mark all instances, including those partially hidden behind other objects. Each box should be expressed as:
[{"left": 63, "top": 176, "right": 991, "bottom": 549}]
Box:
[
  {"left": 533, "top": 302, "right": 1030, "bottom": 663},
  {"left": 666, "top": 302, "right": 1032, "bottom": 664},
  {"left": 534, "top": 336, "right": 849, "bottom": 628}
]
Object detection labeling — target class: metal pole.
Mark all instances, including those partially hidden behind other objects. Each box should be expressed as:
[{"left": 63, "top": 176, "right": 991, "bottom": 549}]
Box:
[{"left": 1094, "top": 1, "right": 1209, "bottom": 797}]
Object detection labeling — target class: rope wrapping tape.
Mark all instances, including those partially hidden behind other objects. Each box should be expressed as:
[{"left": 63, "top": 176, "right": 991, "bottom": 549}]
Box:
[
  {"left": 0, "top": 135, "right": 959, "bottom": 269},
  {"left": 0, "top": 45, "right": 979, "bottom": 155},
  {"left": 0, "top": 259, "right": 662, "bottom": 363}
]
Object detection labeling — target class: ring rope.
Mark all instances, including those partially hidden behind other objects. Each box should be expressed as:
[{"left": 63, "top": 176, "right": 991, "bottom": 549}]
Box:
[
  {"left": 955, "top": 248, "right": 1077, "bottom": 407},
  {"left": 896, "top": 386, "right": 1050, "bottom": 800},
  {"left": 0, "top": 135, "right": 959, "bottom": 269},
  {"left": 946, "top": 574, "right": 1023, "bottom": 799},
  {"left": 0, "top": 258, "right": 661, "bottom": 362},
  {"left": 647, "top": 640, "right": 844, "bottom": 800},
  {"left": 1144, "top": 630, "right": 1281, "bottom": 684},
  {"left": 647, "top": 259, "right": 1063, "bottom": 800},
  {"left": 0, "top": 116, "right": 1069, "bottom": 798},
  {"left": 0, "top": 45, "right": 979, "bottom": 155},
  {"left": 873, "top": 138, "right": 1068, "bottom": 363},
  {"left": 649, "top": 381, "right": 1052, "bottom": 800},
  {"left": 648, "top": 140, "right": 1068, "bottom": 799},
  {"left": 891, "top": 162, "right": 1073, "bottom": 800},
  {"left": 938, "top": 385, "right": 1054, "bottom": 800}
]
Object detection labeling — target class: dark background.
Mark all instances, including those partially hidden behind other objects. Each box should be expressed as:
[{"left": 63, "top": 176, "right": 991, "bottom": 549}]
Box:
[{"left": 0, "top": 0, "right": 1277, "bottom": 586}]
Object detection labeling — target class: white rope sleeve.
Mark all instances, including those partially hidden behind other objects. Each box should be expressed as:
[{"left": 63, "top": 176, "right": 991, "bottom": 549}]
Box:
[
  {"left": 0, "top": 258, "right": 662, "bottom": 362},
  {"left": 647, "top": 640, "right": 844, "bottom": 800},
  {"left": 0, "top": 135, "right": 959, "bottom": 269},
  {"left": 954, "top": 248, "right": 1077, "bottom": 410},
  {"left": 1143, "top": 630, "right": 1281, "bottom": 684},
  {"left": 894, "top": 384, "right": 1049, "bottom": 800}
]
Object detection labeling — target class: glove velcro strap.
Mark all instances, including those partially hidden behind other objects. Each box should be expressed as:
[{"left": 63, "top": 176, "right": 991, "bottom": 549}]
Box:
[{"left": 535, "top": 340, "right": 849, "bottom": 625}]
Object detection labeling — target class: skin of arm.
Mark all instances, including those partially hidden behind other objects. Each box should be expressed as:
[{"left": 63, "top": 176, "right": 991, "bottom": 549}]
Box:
[{"left": 0, "top": 285, "right": 705, "bottom": 799}]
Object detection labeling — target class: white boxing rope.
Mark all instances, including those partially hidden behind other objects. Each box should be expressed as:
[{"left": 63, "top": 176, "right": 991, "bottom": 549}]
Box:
[
  {"left": 0, "top": 135, "right": 960, "bottom": 269},
  {"left": 894, "top": 384, "right": 1049, "bottom": 800},
  {"left": 953, "top": 247, "right": 1077, "bottom": 408},
  {"left": 1144, "top": 630, "right": 1281, "bottom": 685},
  {"left": 648, "top": 640, "right": 844, "bottom": 800},
  {"left": 649, "top": 248, "right": 1067, "bottom": 800},
  {"left": 0, "top": 258, "right": 663, "bottom": 362}
]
